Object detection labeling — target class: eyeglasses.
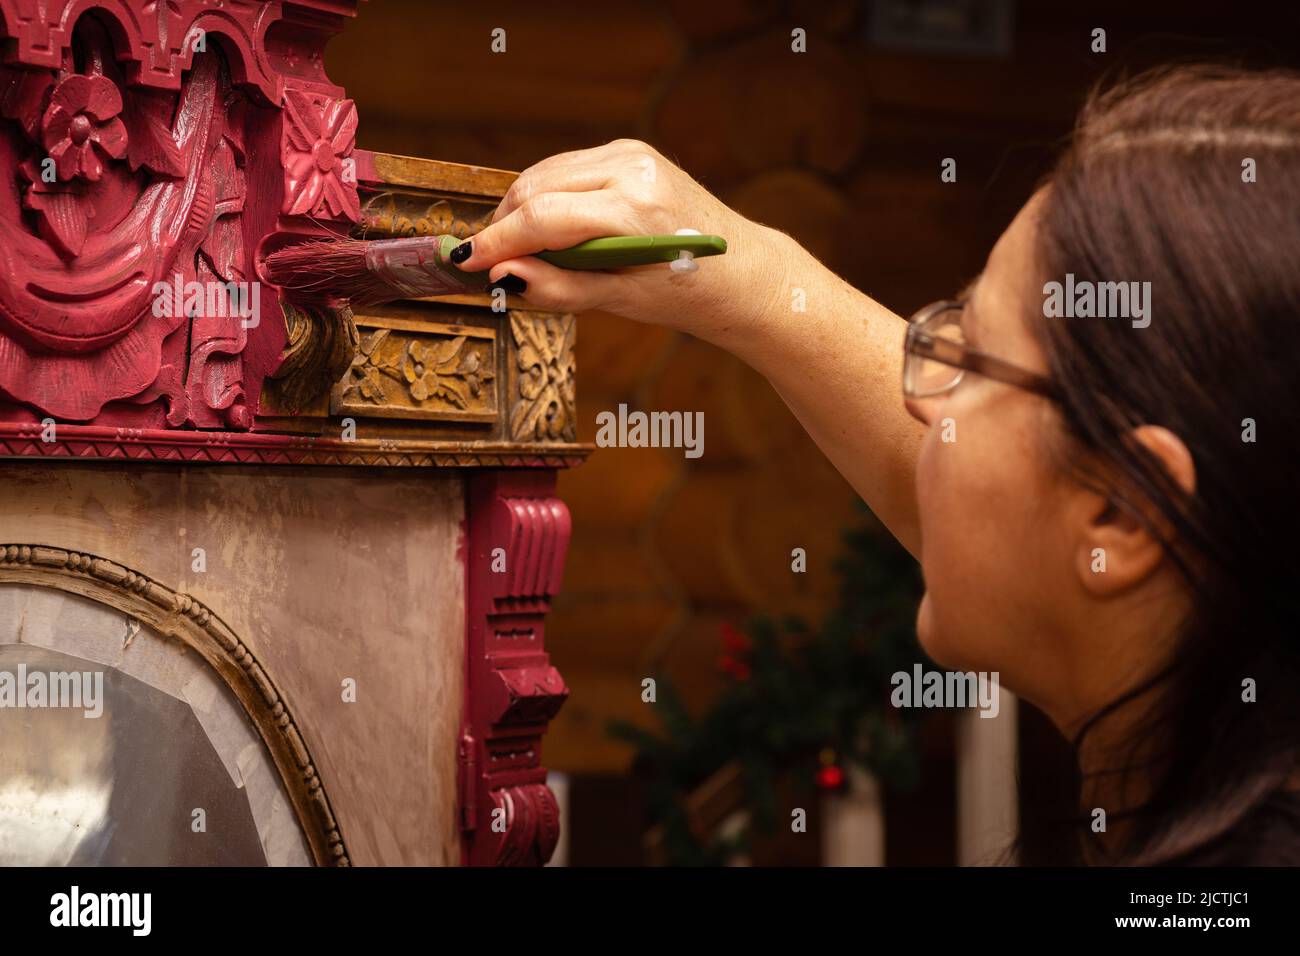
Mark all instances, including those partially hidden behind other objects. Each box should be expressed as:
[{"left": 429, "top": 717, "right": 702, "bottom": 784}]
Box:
[{"left": 903, "top": 299, "right": 1059, "bottom": 401}]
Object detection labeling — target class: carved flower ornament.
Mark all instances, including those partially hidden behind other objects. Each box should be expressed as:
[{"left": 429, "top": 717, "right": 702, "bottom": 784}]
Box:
[
  {"left": 282, "top": 89, "right": 360, "bottom": 220},
  {"left": 41, "top": 73, "right": 127, "bottom": 182},
  {"left": 403, "top": 337, "right": 488, "bottom": 407},
  {"left": 341, "top": 330, "right": 494, "bottom": 410}
]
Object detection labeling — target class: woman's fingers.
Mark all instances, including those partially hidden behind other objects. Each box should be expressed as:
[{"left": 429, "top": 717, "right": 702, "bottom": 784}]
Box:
[
  {"left": 491, "top": 163, "right": 618, "bottom": 224},
  {"left": 491, "top": 139, "right": 661, "bottom": 223},
  {"left": 516, "top": 138, "right": 652, "bottom": 179},
  {"left": 454, "top": 189, "right": 635, "bottom": 271},
  {"left": 449, "top": 138, "right": 734, "bottom": 326},
  {"left": 486, "top": 255, "right": 634, "bottom": 314}
]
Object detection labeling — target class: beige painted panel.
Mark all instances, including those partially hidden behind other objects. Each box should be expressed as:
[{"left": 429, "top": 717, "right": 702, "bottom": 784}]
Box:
[{"left": 0, "top": 461, "right": 465, "bottom": 866}]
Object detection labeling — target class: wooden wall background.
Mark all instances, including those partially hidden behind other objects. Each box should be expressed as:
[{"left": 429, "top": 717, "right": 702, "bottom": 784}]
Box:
[{"left": 328, "top": 0, "right": 1300, "bottom": 863}]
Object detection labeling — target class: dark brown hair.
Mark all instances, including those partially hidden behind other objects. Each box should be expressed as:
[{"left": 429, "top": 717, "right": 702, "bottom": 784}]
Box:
[{"left": 1032, "top": 64, "right": 1300, "bottom": 865}]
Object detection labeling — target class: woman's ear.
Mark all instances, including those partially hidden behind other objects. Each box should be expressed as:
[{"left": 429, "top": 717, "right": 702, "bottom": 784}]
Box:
[{"left": 1073, "top": 425, "right": 1196, "bottom": 595}]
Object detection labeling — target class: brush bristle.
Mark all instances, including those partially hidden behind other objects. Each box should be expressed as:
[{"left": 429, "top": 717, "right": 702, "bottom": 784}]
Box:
[{"left": 262, "top": 238, "right": 469, "bottom": 307}]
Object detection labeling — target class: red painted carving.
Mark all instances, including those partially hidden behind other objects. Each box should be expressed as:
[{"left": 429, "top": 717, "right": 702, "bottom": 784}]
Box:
[
  {"left": 0, "top": 0, "right": 359, "bottom": 430},
  {"left": 0, "top": 0, "right": 334, "bottom": 99},
  {"left": 462, "top": 471, "right": 571, "bottom": 866},
  {"left": 282, "top": 89, "right": 359, "bottom": 219}
]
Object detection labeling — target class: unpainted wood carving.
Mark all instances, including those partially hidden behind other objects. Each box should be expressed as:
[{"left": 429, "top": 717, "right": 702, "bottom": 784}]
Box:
[{"left": 510, "top": 310, "right": 576, "bottom": 443}]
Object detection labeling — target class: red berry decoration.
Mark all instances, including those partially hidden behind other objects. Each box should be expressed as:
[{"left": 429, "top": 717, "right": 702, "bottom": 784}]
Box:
[{"left": 816, "top": 764, "right": 845, "bottom": 791}]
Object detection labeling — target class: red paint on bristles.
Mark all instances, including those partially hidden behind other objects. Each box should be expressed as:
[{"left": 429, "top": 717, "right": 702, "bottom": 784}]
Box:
[{"left": 261, "top": 237, "right": 481, "bottom": 307}]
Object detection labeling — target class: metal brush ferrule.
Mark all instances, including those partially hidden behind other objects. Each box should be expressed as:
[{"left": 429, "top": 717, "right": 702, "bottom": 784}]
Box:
[{"left": 363, "top": 236, "right": 486, "bottom": 297}]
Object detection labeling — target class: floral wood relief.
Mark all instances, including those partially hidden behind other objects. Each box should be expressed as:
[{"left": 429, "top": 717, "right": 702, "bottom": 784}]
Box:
[
  {"left": 510, "top": 311, "right": 576, "bottom": 443},
  {"left": 359, "top": 192, "right": 496, "bottom": 240},
  {"left": 0, "top": 1, "right": 360, "bottom": 429},
  {"left": 331, "top": 325, "right": 498, "bottom": 422}
]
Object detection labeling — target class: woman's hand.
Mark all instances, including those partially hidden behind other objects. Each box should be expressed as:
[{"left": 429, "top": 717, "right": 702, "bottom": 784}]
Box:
[
  {"left": 458, "top": 138, "right": 925, "bottom": 556},
  {"left": 451, "top": 139, "right": 792, "bottom": 351}
]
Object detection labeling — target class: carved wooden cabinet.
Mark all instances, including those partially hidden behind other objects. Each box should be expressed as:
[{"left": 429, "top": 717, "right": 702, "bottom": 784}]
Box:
[{"left": 0, "top": 1, "right": 585, "bottom": 866}]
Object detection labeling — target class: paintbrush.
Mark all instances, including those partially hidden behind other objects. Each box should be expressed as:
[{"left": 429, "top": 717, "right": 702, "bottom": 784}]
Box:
[{"left": 260, "top": 233, "right": 727, "bottom": 307}]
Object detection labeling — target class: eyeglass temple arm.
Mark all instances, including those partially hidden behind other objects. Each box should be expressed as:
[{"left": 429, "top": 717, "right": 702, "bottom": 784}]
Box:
[{"left": 911, "top": 329, "right": 1059, "bottom": 399}]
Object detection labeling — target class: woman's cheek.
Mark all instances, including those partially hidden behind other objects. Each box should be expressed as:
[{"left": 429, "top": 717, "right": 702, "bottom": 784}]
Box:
[
  {"left": 909, "top": 418, "right": 998, "bottom": 671},
  {"left": 913, "top": 429, "right": 973, "bottom": 669}
]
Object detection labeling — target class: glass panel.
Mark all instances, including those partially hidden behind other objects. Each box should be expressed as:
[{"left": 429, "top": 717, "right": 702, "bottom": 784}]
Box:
[{"left": 0, "top": 585, "right": 311, "bottom": 866}]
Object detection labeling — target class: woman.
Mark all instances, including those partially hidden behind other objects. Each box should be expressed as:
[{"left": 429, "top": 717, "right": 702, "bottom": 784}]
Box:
[{"left": 452, "top": 65, "right": 1300, "bottom": 865}]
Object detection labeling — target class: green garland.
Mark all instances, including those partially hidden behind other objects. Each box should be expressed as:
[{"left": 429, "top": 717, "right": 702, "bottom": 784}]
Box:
[{"left": 608, "top": 505, "right": 928, "bottom": 865}]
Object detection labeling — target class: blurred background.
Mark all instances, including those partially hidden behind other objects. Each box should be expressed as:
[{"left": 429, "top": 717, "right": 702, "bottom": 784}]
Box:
[{"left": 328, "top": 0, "right": 1300, "bottom": 865}]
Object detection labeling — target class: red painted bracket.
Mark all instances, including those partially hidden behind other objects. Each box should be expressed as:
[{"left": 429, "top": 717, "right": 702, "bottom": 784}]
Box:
[{"left": 461, "top": 470, "right": 571, "bottom": 866}]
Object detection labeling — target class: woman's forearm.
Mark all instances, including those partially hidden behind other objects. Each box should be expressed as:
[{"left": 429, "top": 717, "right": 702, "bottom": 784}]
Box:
[{"left": 710, "top": 225, "right": 925, "bottom": 558}]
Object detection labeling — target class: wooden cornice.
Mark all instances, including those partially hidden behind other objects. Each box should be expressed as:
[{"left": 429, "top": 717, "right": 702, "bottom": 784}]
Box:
[{"left": 256, "top": 149, "right": 588, "bottom": 468}]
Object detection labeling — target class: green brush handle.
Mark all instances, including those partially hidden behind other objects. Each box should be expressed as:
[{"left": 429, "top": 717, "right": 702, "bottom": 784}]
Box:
[
  {"left": 435, "top": 233, "right": 726, "bottom": 272},
  {"left": 537, "top": 234, "right": 727, "bottom": 269}
]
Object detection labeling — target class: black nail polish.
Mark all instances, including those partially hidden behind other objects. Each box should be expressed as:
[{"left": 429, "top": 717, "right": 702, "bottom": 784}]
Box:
[
  {"left": 488, "top": 273, "right": 527, "bottom": 295},
  {"left": 449, "top": 241, "right": 473, "bottom": 265}
]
